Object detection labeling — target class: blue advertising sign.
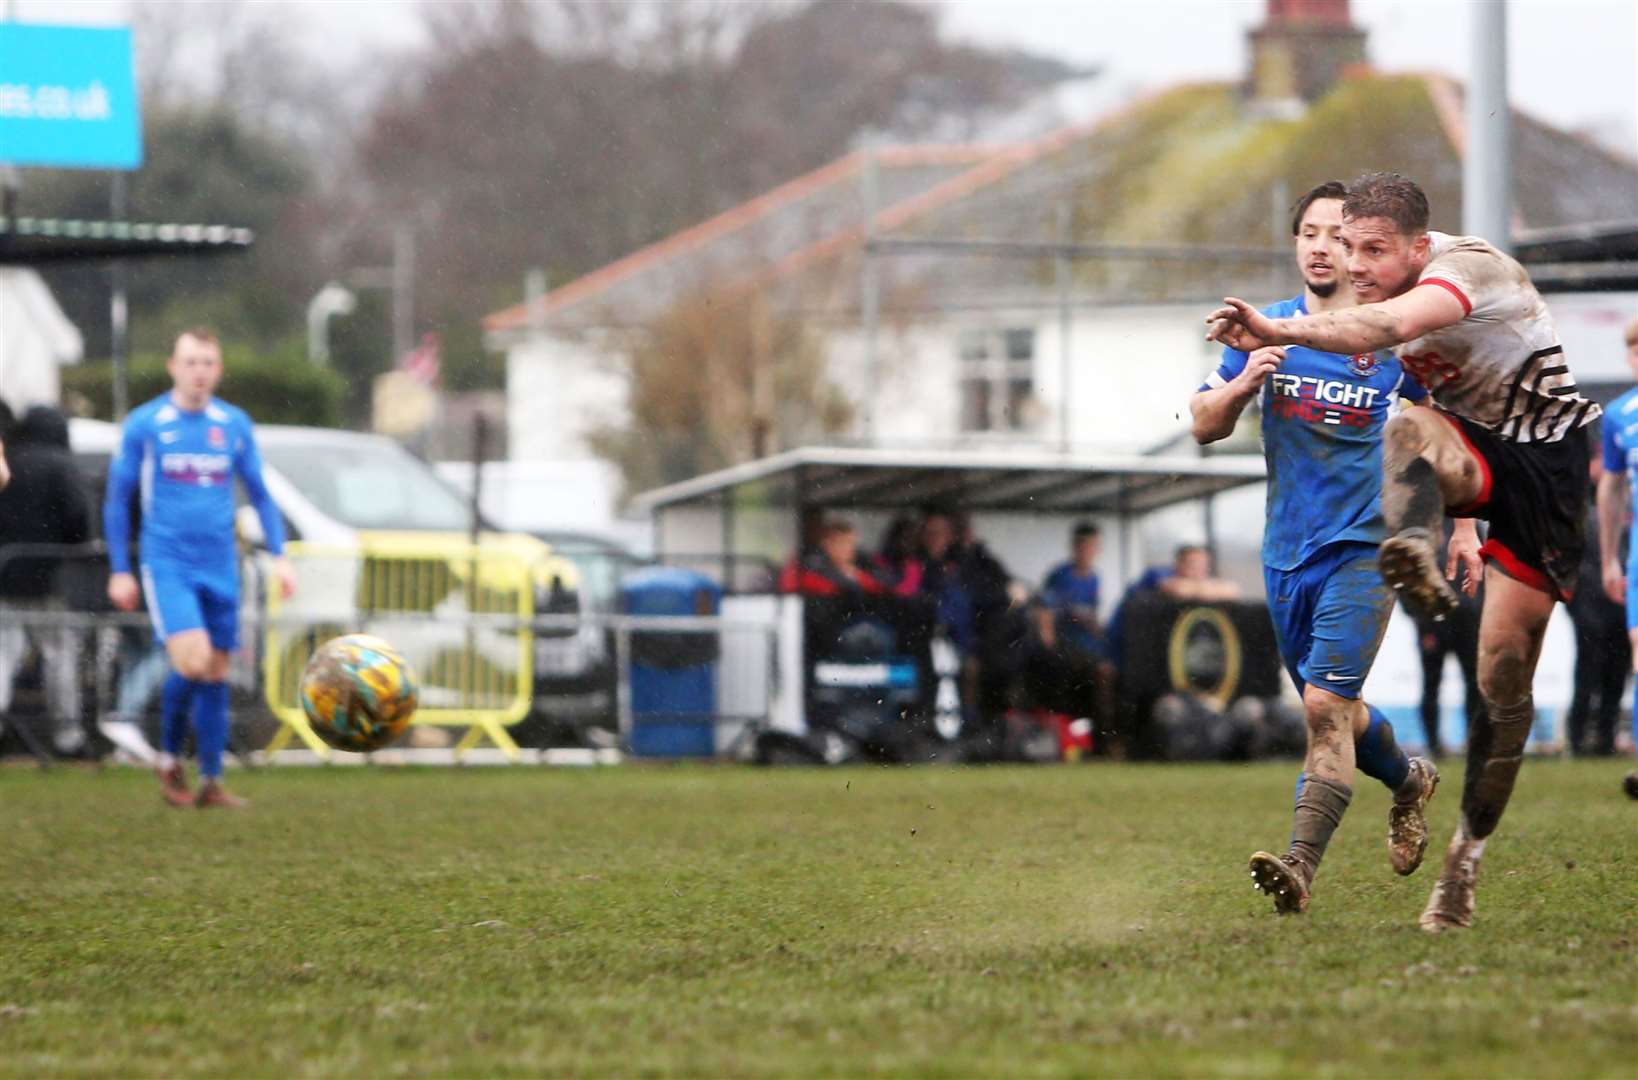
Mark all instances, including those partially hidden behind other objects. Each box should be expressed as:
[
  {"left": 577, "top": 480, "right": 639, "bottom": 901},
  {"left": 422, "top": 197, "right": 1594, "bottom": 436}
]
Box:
[{"left": 0, "top": 23, "right": 142, "bottom": 170}]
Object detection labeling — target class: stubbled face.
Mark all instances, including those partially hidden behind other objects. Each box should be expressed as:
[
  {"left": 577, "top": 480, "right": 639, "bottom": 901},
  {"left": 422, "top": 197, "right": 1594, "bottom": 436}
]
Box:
[
  {"left": 1341, "top": 215, "right": 1428, "bottom": 303},
  {"left": 1295, "top": 198, "right": 1347, "bottom": 299},
  {"left": 168, "top": 334, "right": 223, "bottom": 404}
]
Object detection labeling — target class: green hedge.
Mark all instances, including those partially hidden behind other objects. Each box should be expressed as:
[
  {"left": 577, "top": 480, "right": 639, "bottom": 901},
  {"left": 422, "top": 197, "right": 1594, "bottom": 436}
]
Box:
[{"left": 62, "top": 346, "right": 345, "bottom": 428}]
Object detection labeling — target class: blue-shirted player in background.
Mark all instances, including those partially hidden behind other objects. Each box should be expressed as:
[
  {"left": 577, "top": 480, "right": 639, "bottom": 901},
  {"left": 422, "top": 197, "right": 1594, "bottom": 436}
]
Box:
[
  {"left": 105, "top": 328, "right": 295, "bottom": 809},
  {"left": 1190, "top": 182, "right": 1442, "bottom": 913},
  {"left": 1594, "top": 314, "right": 1638, "bottom": 802}
]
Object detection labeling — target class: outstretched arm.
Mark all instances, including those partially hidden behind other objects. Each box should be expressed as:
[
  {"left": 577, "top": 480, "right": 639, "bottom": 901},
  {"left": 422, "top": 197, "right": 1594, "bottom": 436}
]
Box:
[{"left": 1207, "top": 285, "right": 1468, "bottom": 355}]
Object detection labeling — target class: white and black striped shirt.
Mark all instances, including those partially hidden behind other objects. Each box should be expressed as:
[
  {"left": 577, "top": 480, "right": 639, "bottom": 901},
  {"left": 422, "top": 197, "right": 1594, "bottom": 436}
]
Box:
[{"left": 1395, "top": 232, "right": 1599, "bottom": 444}]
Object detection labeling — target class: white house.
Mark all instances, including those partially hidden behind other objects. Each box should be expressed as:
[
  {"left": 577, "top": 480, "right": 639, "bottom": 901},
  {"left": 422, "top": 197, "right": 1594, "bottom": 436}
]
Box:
[{"left": 484, "top": 38, "right": 1638, "bottom": 587}]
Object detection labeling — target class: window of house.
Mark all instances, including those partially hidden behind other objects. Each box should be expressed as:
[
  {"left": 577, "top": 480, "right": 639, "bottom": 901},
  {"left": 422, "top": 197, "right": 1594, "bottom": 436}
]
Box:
[{"left": 958, "top": 327, "right": 1036, "bottom": 432}]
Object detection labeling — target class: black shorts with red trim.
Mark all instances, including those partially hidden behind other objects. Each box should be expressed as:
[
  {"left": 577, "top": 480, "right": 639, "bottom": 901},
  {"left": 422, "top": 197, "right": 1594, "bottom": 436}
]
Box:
[{"left": 1438, "top": 411, "right": 1589, "bottom": 600}]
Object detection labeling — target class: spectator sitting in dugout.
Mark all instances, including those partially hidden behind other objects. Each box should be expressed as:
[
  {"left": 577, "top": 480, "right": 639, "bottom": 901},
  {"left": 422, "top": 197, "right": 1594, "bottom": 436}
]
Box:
[
  {"left": 871, "top": 514, "right": 925, "bottom": 597},
  {"left": 915, "top": 509, "right": 977, "bottom": 655},
  {"left": 776, "top": 506, "right": 829, "bottom": 594},
  {"left": 1105, "top": 544, "right": 1240, "bottom": 664},
  {"left": 787, "top": 517, "right": 891, "bottom": 597}
]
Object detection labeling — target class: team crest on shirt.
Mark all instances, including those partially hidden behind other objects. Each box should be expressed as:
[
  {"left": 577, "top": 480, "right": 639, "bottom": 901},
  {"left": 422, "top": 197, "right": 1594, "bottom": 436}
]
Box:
[
  {"left": 1347, "top": 352, "right": 1382, "bottom": 378},
  {"left": 208, "top": 426, "right": 226, "bottom": 448}
]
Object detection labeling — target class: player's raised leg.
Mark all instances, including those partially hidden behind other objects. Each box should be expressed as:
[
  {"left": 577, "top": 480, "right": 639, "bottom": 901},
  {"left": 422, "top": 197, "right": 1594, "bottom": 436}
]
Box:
[
  {"left": 1378, "top": 408, "right": 1485, "bottom": 620},
  {"left": 1421, "top": 567, "right": 1551, "bottom": 932}
]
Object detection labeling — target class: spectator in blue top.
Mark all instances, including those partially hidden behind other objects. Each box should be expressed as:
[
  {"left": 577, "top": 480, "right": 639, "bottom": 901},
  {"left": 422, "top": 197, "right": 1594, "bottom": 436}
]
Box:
[
  {"left": 1042, "top": 522, "right": 1104, "bottom": 656},
  {"left": 1037, "top": 521, "right": 1121, "bottom": 751}
]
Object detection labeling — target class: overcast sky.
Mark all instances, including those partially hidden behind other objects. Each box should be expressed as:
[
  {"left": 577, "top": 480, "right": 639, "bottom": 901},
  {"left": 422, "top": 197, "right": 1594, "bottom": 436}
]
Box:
[{"left": 23, "top": 0, "right": 1638, "bottom": 159}]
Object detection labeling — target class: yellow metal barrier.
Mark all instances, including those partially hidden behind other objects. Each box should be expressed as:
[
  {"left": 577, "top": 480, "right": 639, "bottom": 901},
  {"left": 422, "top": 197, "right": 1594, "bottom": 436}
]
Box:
[{"left": 262, "top": 540, "right": 536, "bottom": 762}]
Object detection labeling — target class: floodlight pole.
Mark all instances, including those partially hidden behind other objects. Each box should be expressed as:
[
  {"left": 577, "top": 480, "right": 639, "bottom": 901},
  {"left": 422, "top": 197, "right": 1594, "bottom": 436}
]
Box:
[
  {"left": 110, "top": 173, "right": 130, "bottom": 420},
  {"left": 1056, "top": 202, "right": 1072, "bottom": 453},
  {"left": 391, "top": 224, "right": 416, "bottom": 363},
  {"left": 1465, "top": 0, "right": 1512, "bottom": 253},
  {"left": 859, "top": 140, "right": 880, "bottom": 445}
]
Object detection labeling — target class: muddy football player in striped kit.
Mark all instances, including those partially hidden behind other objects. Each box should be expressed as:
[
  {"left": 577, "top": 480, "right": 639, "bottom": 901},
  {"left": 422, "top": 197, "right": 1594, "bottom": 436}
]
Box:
[{"left": 1207, "top": 172, "right": 1601, "bottom": 932}]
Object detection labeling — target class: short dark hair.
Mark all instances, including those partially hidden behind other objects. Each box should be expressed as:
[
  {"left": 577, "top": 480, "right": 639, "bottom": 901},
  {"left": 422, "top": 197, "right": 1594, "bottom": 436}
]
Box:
[
  {"left": 1072, "top": 521, "right": 1100, "bottom": 542},
  {"left": 1290, "top": 181, "right": 1348, "bottom": 235},
  {"left": 1343, "top": 172, "right": 1430, "bottom": 235},
  {"left": 1175, "top": 543, "right": 1208, "bottom": 562}
]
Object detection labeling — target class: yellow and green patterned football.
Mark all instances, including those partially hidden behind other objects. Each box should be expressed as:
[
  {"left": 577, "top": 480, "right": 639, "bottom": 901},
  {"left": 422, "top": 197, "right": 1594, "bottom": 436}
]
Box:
[{"left": 299, "top": 634, "right": 419, "bottom": 752}]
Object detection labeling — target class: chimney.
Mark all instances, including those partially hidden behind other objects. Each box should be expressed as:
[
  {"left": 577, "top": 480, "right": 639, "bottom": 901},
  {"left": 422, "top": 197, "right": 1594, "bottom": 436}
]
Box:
[{"left": 1245, "top": 0, "right": 1367, "bottom": 118}]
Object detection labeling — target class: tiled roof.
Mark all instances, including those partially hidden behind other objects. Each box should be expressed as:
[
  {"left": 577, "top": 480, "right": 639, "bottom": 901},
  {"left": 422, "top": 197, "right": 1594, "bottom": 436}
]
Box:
[
  {"left": 482, "top": 145, "right": 1000, "bottom": 333},
  {"left": 486, "top": 72, "right": 1638, "bottom": 331}
]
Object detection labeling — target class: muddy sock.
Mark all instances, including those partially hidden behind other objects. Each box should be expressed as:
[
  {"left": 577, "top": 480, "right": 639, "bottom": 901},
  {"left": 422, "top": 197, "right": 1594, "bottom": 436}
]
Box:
[
  {"left": 1356, "top": 704, "right": 1412, "bottom": 794},
  {"left": 1462, "top": 694, "right": 1533, "bottom": 839},
  {"left": 1287, "top": 775, "right": 1353, "bottom": 881},
  {"left": 1385, "top": 456, "right": 1444, "bottom": 537}
]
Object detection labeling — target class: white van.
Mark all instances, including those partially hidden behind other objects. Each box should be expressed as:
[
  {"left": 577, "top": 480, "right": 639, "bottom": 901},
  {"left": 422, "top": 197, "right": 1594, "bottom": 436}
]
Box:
[{"left": 69, "top": 419, "right": 593, "bottom": 721}]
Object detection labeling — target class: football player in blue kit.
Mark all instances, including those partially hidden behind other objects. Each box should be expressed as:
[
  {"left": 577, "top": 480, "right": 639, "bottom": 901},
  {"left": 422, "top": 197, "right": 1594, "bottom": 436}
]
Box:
[
  {"left": 1191, "top": 183, "right": 1441, "bottom": 913},
  {"left": 1594, "top": 314, "right": 1638, "bottom": 801},
  {"left": 105, "top": 328, "right": 296, "bottom": 808}
]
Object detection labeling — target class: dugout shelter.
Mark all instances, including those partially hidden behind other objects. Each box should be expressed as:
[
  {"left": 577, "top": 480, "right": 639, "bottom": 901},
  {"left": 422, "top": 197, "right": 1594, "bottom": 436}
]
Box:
[
  {"left": 630, "top": 445, "right": 1266, "bottom": 589},
  {"left": 630, "top": 446, "right": 1280, "bottom": 758}
]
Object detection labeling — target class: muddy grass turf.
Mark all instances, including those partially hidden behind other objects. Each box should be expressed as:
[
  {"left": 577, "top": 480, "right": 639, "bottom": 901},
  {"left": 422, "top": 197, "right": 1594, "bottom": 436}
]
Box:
[{"left": 1, "top": 760, "right": 1634, "bottom": 1077}]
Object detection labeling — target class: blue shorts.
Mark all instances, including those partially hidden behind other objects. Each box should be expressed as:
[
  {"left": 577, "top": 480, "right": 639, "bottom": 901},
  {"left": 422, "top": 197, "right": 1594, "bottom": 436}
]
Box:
[
  {"left": 1627, "top": 562, "right": 1638, "bottom": 631},
  {"left": 141, "top": 560, "right": 240, "bottom": 651},
  {"left": 1264, "top": 542, "right": 1393, "bottom": 701}
]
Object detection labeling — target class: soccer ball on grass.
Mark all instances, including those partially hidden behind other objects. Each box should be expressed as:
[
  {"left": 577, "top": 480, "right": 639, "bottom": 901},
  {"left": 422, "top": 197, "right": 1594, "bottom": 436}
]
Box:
[{"left": 299, "top": 634, "right": 419, "bottom": 752}]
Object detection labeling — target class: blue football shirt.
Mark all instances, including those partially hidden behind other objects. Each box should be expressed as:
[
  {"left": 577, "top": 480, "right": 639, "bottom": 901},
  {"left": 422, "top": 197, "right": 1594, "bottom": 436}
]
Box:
[
  {"left": 1202, "top": 295, "right": 1426, "bottom": 571},
  {"left": 1041, "top": 561, "right": 1101, "bottom": 652},
  {"left": 1601, "top": 386, "right": 1638, "bottom": 569},
  {"left": 104, "top": 394, "right": 287, "bottom": 575}
]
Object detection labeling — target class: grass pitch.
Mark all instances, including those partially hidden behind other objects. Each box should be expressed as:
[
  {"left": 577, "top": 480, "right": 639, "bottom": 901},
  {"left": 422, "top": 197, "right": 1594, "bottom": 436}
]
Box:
[{"left": 2, "top": 760, "right": 1634, "bottom": 1077}]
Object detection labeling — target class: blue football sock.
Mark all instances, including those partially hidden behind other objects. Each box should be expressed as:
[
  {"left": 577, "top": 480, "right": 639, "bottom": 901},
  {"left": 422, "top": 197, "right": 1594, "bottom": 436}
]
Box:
[
  {"left": 193, "top": 681, "right": 230, "bottom": 780},
  {"left": 1355, "top": 704, "right": 1411, "bottom": 793},
  {"left": 160, "top": 672, "right": 197, "bottom": 757},
  {"left": 1631, "top": 679, "right": 1638, "bottom": 761}
]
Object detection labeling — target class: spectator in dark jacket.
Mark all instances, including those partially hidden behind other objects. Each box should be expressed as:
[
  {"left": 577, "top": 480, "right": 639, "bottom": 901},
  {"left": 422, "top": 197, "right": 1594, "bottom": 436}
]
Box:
[
  {"left": 0, "top": 406, "right": 94, "bottom": 753},
  {"left": 917, "top": 511, "right": 976, "bottom": 653},
  {"left": 872, "top": 515, "right": 924, "bottom": 597},
  {"left": 790, "top": 518, "right": 890, "bottom": 597}
]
